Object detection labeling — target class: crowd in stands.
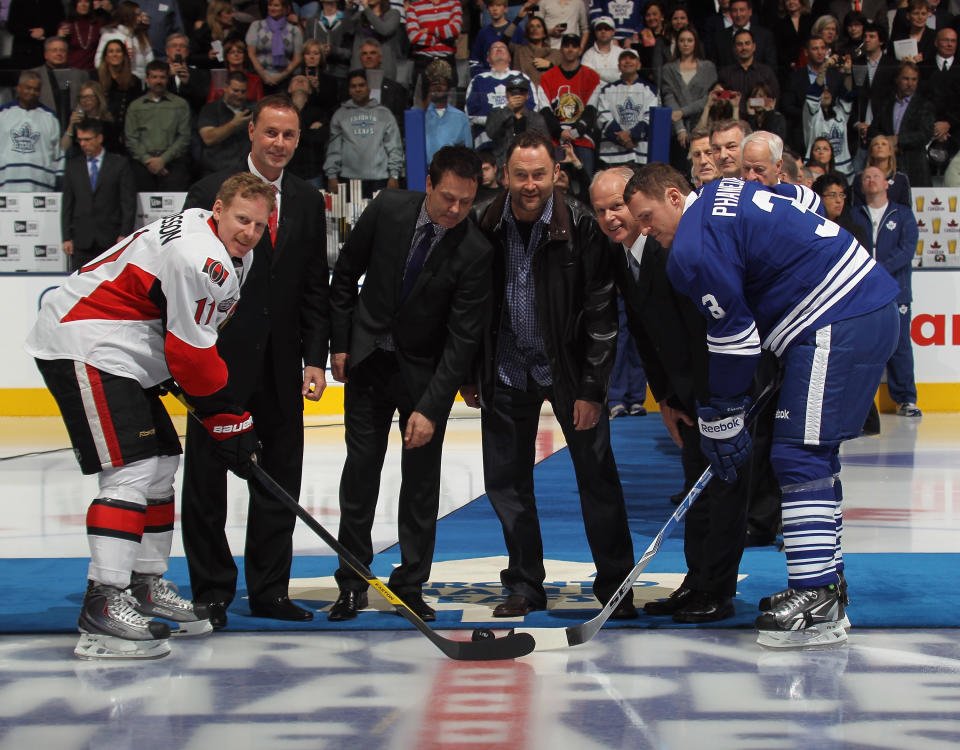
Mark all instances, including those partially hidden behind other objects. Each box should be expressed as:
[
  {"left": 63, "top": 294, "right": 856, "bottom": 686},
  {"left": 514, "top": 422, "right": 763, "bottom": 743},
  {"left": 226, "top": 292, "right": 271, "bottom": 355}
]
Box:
[{"left": 1, "top": 0, "right": 958, "bottom": 197}]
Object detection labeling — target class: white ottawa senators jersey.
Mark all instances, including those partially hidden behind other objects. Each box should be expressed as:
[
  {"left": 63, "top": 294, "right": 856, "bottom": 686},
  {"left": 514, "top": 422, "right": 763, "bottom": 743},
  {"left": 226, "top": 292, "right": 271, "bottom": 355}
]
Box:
[{"left": 25, "top": 209, "right": 253, "bottom": 397}]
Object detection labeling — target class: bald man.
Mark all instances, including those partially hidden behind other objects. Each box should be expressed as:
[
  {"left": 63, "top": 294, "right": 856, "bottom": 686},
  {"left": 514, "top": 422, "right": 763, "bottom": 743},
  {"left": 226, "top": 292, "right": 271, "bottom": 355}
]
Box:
[{"left": 589, "top": 167, "right": 750, "bottom": 623}]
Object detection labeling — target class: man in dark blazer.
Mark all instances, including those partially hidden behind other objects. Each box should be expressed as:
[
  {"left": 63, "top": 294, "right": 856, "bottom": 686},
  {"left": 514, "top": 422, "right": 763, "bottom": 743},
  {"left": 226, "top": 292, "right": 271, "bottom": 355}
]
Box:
[
  {"left": 179, "top": 94, "right": 330, "bottom": 629},
  {"left": 711, "top": 0, "right": 777, "bottom": 70},
  {"left": 326, "top": 145, "right": 493, "bottom": 622},
  {"left": 591, "top": 167, "right": 747, "bottom": 623},
  {"left": 868, "top": 61, "right": 937, "bottom": 187},
  {"left": 61, "top": 118, "right": 135, "bottom": 271}
]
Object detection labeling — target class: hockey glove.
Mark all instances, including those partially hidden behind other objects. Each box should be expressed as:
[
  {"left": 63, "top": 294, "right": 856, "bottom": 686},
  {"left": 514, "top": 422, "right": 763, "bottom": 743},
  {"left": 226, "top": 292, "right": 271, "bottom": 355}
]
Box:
[
  {"left": 697, "top": 395, "right": 753, "bottom": 483},
  {"left": 201, "top": 411, "right": 259, "bottom": 479}
]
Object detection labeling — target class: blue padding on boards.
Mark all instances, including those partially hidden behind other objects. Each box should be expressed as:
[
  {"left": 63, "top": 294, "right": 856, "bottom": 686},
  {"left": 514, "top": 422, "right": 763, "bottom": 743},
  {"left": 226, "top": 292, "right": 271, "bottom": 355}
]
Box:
[
  {"left": 648, "top": 106, "right": 672, "bottom": 165},
  {"left": 405, "top": 108, "right": 427, "bottom": 191}
]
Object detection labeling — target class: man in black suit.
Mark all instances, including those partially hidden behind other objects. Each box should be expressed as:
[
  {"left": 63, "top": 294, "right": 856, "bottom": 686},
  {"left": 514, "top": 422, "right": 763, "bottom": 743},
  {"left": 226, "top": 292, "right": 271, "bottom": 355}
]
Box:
[
  {"left": 711, "top": 0, "right": 777, "bottom": 70},
  {"left": 357, "top": 39, "right": 410, "bottom": 135},
  {"left": 868, "top": 61, "right": 937, "bottom": 186},
  {"left": 61, "top": 118, "right": 135, "bottom": 271},
  {"left": 590, "top": 167, "right": 745, "bottom": 623},
  {"left": 180, "top": 94, "right": 330, "bottom": 628},
  {"left": 326, "top": 146, "right": 493, "bottom": 622},
  {"left": 921, "top": 27, "right": 960, "bottom": 166},
  {"left": 462, "top": 130, "right": 637, "bottom": 620}
]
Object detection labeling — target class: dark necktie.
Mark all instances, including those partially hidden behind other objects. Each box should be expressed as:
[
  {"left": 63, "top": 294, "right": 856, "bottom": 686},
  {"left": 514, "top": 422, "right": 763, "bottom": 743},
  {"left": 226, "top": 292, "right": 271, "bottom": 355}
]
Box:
[
  {"left": 89, "top": 157, "right": 98, "bottom": 190},
  {"left": 627, "top": 249, "right": 641, "bottom": 281},
  {"left": 401, "top": 223, "right": 434, "bottom": 300}
]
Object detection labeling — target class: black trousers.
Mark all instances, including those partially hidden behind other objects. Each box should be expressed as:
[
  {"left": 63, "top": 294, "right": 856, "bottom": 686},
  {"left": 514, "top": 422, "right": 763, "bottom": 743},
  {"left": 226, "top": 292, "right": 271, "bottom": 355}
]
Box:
[
  {"left": 180, "top": 357, "right": 304, "bottom": 606},
  {"left": 481, "top": 379, "right": 635, "bottom": 609},
  {"left": 677, "top": 419, "right": 749, "bottom": 597},
  {"left": 335, "top": 350, "right": 448, "bottom": 596}
]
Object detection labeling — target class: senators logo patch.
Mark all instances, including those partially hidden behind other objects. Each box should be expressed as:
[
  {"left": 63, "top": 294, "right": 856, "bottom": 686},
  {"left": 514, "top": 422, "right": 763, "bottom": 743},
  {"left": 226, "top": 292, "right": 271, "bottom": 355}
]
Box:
[{"left": 203, "top": 257, "right": 229, "bottom": 287}]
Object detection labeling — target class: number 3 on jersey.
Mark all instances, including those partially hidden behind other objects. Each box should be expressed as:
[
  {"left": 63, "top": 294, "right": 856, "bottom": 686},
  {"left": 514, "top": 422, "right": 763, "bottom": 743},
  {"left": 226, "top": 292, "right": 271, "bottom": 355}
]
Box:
[{"left": 751, "top": 190, "right": 840, "bottom": 238}]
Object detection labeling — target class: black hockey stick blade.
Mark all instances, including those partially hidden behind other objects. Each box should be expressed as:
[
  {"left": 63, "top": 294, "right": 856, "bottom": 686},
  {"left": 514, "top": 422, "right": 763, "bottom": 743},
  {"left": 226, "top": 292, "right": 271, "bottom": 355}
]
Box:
[
  {"left": 515, "top": 380, "right": 780, "bottom": 651},
  {"left": 248, "top": 463, "right": 536, "bottom": 661}
]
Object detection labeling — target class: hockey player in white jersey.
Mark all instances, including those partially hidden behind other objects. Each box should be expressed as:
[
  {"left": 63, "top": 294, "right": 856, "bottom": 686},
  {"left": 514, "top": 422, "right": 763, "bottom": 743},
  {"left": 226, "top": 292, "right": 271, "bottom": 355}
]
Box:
[
  {"left": 625, "top": 164, "right": 900, "bottom": 648},
  {"left": 25, "top": 173, "right": 275, "bottom": 659}
]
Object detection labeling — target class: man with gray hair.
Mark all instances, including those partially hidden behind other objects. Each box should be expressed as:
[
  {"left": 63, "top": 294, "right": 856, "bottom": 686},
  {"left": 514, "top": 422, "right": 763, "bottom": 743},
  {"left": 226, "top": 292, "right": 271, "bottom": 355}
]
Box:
[
  {"left": 741, "top": 130, "right": 783, "bottom": 186},
  {"left": 591, "top": 166, "right": 749, "bottom": 624}
]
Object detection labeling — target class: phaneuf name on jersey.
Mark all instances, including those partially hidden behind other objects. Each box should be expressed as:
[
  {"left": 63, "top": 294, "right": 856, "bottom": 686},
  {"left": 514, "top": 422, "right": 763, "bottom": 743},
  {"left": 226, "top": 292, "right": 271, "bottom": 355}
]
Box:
[{"left": 712, "top": 178, "right": 745, "bottom": 218}]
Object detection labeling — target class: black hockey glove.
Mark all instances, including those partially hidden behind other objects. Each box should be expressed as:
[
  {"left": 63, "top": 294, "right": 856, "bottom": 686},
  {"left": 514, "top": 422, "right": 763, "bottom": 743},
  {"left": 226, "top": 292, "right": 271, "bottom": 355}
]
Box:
[{"left": 201, "top": 411, "right": 260, "bottom": 479}]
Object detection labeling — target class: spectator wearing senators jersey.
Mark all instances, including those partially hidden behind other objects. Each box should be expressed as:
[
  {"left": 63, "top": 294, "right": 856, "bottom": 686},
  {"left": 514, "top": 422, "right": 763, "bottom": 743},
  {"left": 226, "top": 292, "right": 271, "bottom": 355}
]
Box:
[{"left": 538, "top": 34, "right": 602, "bottom": 177}]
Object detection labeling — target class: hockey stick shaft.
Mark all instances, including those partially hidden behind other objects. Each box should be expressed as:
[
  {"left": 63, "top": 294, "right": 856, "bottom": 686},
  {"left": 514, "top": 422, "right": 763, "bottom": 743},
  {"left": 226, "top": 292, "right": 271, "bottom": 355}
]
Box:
[
  {"left": 173, "top": 392, "right": 535, "bottom": 661},
  {"left": 516, "top": 380, "right": 779, "bottom": 650}
]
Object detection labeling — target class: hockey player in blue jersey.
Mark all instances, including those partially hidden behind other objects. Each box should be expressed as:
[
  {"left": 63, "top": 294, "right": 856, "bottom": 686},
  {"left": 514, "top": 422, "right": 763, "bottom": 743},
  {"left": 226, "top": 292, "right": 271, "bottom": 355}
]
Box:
[{"left": 624, "top": 163, "right": 900, "bottom": 648}]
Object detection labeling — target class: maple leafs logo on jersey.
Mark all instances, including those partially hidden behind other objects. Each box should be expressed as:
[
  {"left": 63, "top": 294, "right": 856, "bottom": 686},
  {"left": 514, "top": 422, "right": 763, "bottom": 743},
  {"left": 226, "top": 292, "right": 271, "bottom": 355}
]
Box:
[{"left": 203, "top": 257, "right": 229, "bottom": 287}]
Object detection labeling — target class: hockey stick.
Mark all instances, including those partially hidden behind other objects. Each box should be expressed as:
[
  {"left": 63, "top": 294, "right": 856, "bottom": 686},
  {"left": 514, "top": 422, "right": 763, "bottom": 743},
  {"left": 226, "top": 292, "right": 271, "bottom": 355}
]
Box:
[
  {"left": 172, "top": 391, "right": 535, "bottom": 661},
  {"left": 247, "top": 462, "right": 536, "bottom": 661},
  {"left": 515, "top": 381, "right": 779, "bottom": 651}
]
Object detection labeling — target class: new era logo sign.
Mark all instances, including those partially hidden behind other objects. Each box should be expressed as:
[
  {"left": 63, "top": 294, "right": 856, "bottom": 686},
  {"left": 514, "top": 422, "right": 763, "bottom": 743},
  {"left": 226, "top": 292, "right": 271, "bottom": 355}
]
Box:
[
  {"left": 0, "top": 246, "right": 7, "bottom": 257},
  {"left": 150, "top": 196, "right": 163, "bottom": 209},
  {"left": 33, "top": 197, "right": 46, "bottom": 208},
  {"left": 0, "top": 198, "right": 6, "bottom": 208},
  {"left": 34, "top": 245, "right": 48, "bottom": 257},
  {"left": 14, "top": 221, "right": 26, "bottom": 233}
]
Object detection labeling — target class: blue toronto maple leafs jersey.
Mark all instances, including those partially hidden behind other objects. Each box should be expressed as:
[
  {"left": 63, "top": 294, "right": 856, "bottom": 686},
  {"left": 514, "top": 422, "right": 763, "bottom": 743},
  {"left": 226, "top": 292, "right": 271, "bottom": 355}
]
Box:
[{"left": 667, "top": 178, "right": 899, "bottom": 397}]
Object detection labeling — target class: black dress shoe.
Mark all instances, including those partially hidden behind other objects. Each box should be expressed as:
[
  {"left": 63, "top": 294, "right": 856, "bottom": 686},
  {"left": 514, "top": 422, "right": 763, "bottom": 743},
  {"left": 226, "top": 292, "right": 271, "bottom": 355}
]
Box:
[
  {"left": 197, "top": 601, "right": 228, "bottom": 630},
  {"left": 643, "top": 585, "right": 695, "bottom": 616},
  {"left": 249, "top": 595, "right": 314, "bottom": 621},
  {"left": 492, "top": 594, "right": 542, "bottom": 617},
  {"left": 393, "top": 592, "right": 436, "bottom": 622},
  {"left": 608, "top": 598, "right": 639, "bottom": 620},
  {"left": 672, "top": 592, "right": 734, "bottom": 623},
  {"left": 328, "top": 590, "right": 368, "bottom": 622}
]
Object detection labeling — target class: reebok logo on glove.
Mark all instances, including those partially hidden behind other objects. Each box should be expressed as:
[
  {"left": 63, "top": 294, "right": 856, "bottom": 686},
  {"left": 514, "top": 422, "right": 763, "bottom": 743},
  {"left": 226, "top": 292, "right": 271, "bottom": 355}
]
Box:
[{"left": 698, "top": 414, "right": 744, "bottom": 437}]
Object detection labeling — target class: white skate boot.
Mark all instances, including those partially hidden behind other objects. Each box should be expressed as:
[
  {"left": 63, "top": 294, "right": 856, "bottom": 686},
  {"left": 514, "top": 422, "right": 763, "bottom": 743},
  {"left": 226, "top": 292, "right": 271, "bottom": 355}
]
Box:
[
  {"left": 128, "top": 573, "right": 214, "bottom": 637},
  {"left": 75, "top": 581, "right": 171, "bottom": 660}
]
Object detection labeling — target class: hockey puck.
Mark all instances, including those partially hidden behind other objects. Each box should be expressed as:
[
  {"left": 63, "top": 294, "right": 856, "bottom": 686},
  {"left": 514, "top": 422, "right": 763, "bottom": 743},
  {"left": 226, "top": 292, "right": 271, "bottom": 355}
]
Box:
[{"left": 472, "top": 628, "right": 495, "bottom": 641}]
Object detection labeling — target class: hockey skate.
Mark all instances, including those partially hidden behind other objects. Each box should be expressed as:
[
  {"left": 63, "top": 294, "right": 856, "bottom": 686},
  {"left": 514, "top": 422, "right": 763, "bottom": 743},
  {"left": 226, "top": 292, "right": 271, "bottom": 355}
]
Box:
[
  {"left": 758, "top": 573, "right": 851, "bottom": 631},
  {"left": 128, "top": 573, "right": 214, "bottom": 637},
  {"left": 75, "top": 581, "right": 171, "bottom": 660},
  {"left": 755, "top": 584, "right": 847, "bottom": 649}
]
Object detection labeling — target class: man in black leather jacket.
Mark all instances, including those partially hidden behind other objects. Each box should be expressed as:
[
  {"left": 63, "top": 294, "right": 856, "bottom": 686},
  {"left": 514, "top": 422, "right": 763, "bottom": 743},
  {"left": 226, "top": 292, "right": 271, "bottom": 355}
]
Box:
[{"left": 460, "top": 129, "right": 637, "bottom": 620}]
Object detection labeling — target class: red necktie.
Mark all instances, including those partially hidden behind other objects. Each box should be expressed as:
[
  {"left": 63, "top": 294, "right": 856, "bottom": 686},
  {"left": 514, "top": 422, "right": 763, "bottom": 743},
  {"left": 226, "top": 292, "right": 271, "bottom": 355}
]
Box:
[{"left": 268, "top": 185, "right": 279, "bottom": 245}]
